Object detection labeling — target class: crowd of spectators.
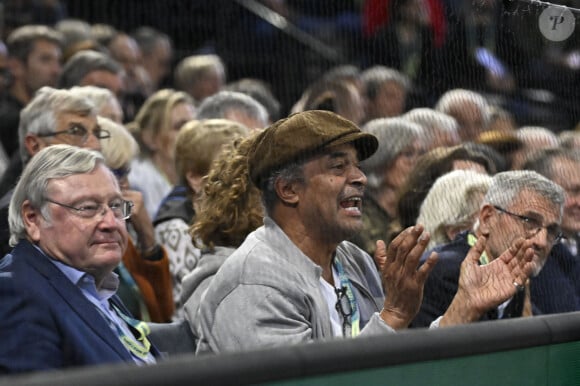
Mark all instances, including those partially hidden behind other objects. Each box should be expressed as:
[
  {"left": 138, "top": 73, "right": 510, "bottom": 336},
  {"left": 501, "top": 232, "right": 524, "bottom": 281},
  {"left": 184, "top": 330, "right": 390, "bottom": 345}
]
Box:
[{"left": 1, "top": 0, "right": 580, "bottom": 377}]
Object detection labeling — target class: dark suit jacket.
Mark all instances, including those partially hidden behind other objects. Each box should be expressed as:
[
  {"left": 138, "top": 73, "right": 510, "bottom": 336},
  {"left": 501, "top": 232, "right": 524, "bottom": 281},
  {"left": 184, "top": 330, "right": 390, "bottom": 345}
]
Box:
[
  {"left": 531, "top": 242, "right": 580, "bottom": 314},
  {"left": 0, "top": 239, "right": 159, "bottom": 374},
  {"left": 411, "top": 231, "right": 525, "bottom": 328}
]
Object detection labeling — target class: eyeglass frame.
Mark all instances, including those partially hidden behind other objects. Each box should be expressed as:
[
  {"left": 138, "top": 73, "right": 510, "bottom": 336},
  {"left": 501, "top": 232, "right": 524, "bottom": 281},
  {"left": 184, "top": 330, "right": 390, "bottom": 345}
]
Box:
[
  {"left": 45, "top": 197, "right": 134, "bottom": 220},
  {"left": 36, "top": 123, "right": 111, "bottom": 145},
  {"left": 334, "top": 286, "right": 353, "bottom": 336},
  {"left": 493, "top": 205, "right": 563, "bottom": 245}
]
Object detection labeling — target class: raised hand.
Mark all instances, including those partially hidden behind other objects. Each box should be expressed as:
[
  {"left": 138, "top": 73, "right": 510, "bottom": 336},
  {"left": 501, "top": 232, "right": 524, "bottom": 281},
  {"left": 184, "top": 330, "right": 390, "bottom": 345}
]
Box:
[
  {"left": 122, "top": 188, "right": 156, "bottom": 251},
  {"left": 376, "top": 225, "right": 438, "bottom": 330},
  {"left": 440, "top": 235, "right": 534, "bottom": 327}
]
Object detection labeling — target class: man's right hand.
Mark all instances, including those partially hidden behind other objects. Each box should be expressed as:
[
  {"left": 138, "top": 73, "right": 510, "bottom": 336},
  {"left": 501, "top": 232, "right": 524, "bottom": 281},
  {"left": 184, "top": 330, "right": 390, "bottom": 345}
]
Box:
[
  {"left": 375, "top": 225, "right": 438, "bottom": 330},
  {"left": 439, "top": 235, "right": 534, "bottom": 327}
]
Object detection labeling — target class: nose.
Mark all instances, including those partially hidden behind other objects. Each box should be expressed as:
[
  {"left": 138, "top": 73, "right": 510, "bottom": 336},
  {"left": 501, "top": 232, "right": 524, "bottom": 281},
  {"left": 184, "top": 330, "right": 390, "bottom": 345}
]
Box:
[
  {"left": 85, "top": 130, "right": 102, "bottom": 152},
  {"left": 529, "top": 226, "right": 550, "bottom": 250},
  {"left": 97, "top": 205, "right": 123, "bottom": 229},
  {"left": 349, "top": 165, "right": 367, "bottom": 188}
]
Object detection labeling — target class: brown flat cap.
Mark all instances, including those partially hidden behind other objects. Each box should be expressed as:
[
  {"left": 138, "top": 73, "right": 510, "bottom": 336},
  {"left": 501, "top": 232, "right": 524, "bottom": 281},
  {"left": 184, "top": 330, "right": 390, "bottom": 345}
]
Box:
[{"left": 248, "top": 110, "right": 378, "bottom": 186}]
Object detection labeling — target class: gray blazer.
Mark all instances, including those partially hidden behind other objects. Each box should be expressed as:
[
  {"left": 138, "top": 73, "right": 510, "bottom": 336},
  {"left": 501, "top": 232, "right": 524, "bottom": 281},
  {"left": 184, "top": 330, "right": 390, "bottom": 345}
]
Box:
[{"left": 195, "top": 217, "right": 394, "bottom": 354}]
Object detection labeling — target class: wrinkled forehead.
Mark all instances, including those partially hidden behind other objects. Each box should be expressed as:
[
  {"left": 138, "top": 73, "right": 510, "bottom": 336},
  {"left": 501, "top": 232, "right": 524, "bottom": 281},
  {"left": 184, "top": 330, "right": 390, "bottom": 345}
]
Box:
[{"left": 46, "top": 164, "right": 119, "bottom": 195}]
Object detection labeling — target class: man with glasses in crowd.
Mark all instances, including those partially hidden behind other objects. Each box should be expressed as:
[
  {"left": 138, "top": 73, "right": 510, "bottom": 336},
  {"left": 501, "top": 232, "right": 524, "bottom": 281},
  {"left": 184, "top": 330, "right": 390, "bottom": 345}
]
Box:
[
  {"left": 523, "top": 148, "right": 580, "bottom": 314},
  {"left": 196, "top": 110, "right": 536, "bottom": 354},
  {"left": 0, "top": 145, "right": 159, "bottom": 373},
  {"left": 412, "top": 170, "right": 565, "bottom": 327},
  {"left": 0, "top": 86, "right": 109, "bottom": 257}
]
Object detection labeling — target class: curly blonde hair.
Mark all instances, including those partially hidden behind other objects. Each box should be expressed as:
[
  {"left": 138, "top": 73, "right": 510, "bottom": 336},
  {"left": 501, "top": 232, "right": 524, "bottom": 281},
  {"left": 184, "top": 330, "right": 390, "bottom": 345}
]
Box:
[{"left": 190, "top": 133, "right": 263, "bottom": 250}]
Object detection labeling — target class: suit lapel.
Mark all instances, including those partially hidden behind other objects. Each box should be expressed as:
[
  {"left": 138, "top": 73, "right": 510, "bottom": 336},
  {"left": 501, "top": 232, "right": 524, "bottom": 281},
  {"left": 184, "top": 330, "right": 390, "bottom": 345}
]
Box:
[{"left": 16, "top": 241, "right": 133, "bottom": 360}]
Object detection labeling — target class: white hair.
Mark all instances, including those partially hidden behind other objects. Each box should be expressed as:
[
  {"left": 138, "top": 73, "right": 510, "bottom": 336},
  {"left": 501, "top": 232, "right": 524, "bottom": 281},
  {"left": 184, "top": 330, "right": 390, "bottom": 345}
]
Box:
[
  {"left": 418, "top": 170, "right": 492, "bottom": 249},
  {"left": 404, "top": 108, "right": 460, "bottom": 149},
  {"left": 435, "top": 89, "right": 490, "bottom": 126},
  {"left": 516, "top": 126, "right": 559, "bottom": 148}
]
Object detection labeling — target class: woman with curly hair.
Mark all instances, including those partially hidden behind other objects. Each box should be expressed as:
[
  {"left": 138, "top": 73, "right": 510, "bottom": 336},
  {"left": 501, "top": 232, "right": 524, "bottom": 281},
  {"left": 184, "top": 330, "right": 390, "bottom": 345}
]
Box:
[
  {"left": 153, "top": 119, "right": 248, "bottom": 318},
  {"left": 181, "top": 134, "right": 263, "bottom": 332}
]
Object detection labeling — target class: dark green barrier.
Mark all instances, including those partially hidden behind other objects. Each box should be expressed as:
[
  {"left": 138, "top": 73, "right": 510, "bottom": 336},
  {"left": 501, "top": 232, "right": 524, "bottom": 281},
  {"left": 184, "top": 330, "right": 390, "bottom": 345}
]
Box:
[{"left": 3, "top": 312, "right": 580, "bottom": 386}]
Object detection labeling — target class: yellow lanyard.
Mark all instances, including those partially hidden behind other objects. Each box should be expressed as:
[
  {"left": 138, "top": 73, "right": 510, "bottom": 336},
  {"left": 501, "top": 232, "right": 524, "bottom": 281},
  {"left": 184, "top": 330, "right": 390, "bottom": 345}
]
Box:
[
  {"left": 103, "top": 304, "right": 152, "bottom": 359},
  {"left": 467, "top": 233, "right": 489, "bottom": 265}
]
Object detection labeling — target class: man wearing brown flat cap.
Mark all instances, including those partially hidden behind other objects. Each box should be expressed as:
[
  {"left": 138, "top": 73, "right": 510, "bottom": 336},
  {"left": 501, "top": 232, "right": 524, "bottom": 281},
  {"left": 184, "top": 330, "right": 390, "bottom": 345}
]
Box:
[{"left": 195, "top": 110, "right": 536, "bottom": 354}]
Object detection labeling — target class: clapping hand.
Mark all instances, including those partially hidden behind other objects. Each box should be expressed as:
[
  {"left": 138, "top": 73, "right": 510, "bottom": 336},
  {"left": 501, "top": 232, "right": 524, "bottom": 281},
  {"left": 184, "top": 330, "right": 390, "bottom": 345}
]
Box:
[
  {"left": 374, "top": 225, "right": 438, "bottom": 330},
  {"left": 440, "top": 235, "right": 534, "bottom": 327}
]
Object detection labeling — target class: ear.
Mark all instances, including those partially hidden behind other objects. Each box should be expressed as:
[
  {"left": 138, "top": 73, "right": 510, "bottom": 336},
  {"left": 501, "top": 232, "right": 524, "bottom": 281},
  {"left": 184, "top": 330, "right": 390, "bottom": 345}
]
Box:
[
  {"left": 274, "top": 177, "right": 300, "bottom": 206},
  {"left": 478, "top": 204, "right": 495, "bottom": 237},
  {"left": 24, "top": 134, "right": 45, "bottom": 157},
  {"left": 185, "top": 171, "right": 203, "bottom": 196},
  {"left": 22, "top": 200, "right": 43, "bottom": 242}
]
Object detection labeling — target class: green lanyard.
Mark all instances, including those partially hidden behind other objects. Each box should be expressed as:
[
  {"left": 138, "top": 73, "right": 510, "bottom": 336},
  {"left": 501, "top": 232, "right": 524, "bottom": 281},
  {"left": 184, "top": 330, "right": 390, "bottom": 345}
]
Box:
[
  {"left": 467, "top": 233, "right": 489, "bottom": 265},
  {"left": 333, "top": 258, "right": 360, "bottom": 337},
  {"left": 116, "top": 261, "right": 151, "bottom": 321},
  {"left": 106, "top": 304, "right": 152, "bottom": 360}
]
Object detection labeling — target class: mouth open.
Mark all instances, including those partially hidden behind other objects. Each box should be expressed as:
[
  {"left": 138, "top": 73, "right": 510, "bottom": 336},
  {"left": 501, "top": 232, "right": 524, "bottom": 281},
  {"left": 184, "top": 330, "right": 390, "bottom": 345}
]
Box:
[{"left": 340, "top": 196, "right": 362, "bottom": 215}]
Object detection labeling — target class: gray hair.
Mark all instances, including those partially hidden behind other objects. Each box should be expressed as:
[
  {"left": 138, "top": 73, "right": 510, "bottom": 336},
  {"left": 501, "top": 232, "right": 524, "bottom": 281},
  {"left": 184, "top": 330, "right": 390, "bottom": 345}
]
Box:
[
  {"left": 360, "top": 117, "right": 423, "bottom": 190},
  {"left": 559, "top": 130, "right": 580, "bottom": 150},
  {"left": 132, "top": 26, "right": 171, "bottom": 56},
  {"left": 196, "top": 91, "right": 269, "bottom": 127},
  {"left": 9, "top": 145, "right": 105, "bottom": 246},
  {"left": 19, "top": 87, "right": 96, "bottom": 164},
  {"left": 360, "top": 66, "right": 410, "bottom": 100},
  {"left": 69, "top": 85, "right": 116, "bottom": 111},
  {"left": 174, "top": 54, "right": 225, "bottom": 92},
  {"left": 226, "top": 78, "right": 280, "bottom": 122},
  {"left": 418, "top": 170, "right": 492, "bottom": 249},
  {"left": 435, "top": 89, "right": 490, "bottom": 126},
  {"left": 517, "top": 126, "right": 559, "bottom": 147},
  {"left": 59, "top": 50, "right": 123, "bottom": 89},
  {"left": 7, "top": 25, "right": 63, "bottom": 62},
  {"left": 55, "top": 18, "right": 93, "bottom": 49},
  {"left": 522, "top": 147, "right": 580, "bottom": 180},
  {"left": 483, "top": 170, "right": 565, "bottom": 219},
  {"left": 404, "top": 108, "right": 460, "bottom": 148},
  {"left": 260, "top": 160, "right": 305, "bottom": 217}
]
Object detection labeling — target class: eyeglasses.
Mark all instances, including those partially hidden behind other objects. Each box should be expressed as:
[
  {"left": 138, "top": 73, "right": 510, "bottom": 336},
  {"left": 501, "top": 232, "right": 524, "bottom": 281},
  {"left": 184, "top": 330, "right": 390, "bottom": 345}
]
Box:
[
  {"left": 335, "top": 286, "right": 353, "bottom": 336},
  {"left": 36, "top": 124, "right": 111, "bottom": 144},
  {"left": 46, "top": 198, "right": 134, "bottom": 220},
  {"left": 493, "top": 205, "right": 562, "bottom": 245}
]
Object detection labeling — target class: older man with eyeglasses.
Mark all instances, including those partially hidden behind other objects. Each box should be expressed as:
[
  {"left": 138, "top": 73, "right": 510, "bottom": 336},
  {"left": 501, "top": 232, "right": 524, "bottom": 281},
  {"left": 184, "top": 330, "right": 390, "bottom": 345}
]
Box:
[
  {"left": 0, "top": 145, "right": 161, "bottom": 373},
  {"left": 412, "top": 170, "right": 565, "bottom": 328},
  {"left": 0, "top": 86, "right": 103, "bottom": 257}
]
